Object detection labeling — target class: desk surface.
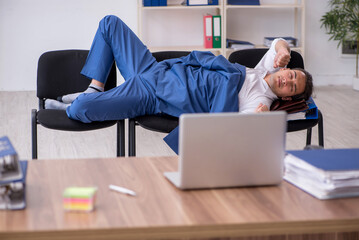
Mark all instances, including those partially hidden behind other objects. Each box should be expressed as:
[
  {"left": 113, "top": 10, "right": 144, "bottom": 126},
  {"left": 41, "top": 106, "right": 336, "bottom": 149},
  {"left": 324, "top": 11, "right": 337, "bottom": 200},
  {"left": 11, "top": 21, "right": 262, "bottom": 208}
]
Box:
[{"left": 1, "top": 156, "right": 359, "bottom": 240}]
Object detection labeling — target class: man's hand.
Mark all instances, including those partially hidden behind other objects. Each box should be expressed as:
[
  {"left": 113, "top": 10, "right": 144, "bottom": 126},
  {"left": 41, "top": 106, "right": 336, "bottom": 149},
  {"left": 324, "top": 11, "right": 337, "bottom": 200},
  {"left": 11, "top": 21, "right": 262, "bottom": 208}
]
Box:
[
  {"left": 274, "top": 40, "right": 291, "bottom": 68},
  {"left": 256, "top": 103, "right": 269, "bottom": 113}
]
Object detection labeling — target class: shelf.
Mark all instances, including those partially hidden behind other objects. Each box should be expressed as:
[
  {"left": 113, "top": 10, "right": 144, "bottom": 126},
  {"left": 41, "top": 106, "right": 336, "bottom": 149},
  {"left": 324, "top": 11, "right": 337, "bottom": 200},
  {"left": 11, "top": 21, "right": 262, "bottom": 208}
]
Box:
[
  {"left": 148, "top": 45, "right": 223, "bottom": 53},
  {"left": 141, "top": 5, "right": 221, "bottom": 10},
  {"left": 225, "top": 4, "right": 302, "bottom": 9},
  {"left": 138, "top": 0, "right": 305, "bottom": 58},
  {"left": 225, "top": 46, "right": 303, "bottom": 55}
]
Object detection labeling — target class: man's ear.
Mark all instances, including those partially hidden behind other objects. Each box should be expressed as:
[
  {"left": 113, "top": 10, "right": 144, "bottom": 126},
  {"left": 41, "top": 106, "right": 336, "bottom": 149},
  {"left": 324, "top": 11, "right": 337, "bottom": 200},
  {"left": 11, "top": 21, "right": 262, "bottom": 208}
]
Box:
[{"left": 281, "top": 96, "right": 292, "bottom": 101}]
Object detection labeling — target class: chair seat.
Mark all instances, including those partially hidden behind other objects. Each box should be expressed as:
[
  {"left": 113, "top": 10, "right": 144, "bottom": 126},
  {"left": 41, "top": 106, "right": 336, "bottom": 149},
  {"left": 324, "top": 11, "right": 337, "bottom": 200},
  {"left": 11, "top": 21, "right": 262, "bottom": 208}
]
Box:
[
  {"left": 37, "top": 109, "right": 117, "bottom": 131},
  {"left": 287, "top": 118, "right": 319, "bottom": 132},
  {"left": 135, "top": 114, "right": 319, "bottom": 134},
  {"left": 135, "top": 114, "right": 179, "bottom": 133}
]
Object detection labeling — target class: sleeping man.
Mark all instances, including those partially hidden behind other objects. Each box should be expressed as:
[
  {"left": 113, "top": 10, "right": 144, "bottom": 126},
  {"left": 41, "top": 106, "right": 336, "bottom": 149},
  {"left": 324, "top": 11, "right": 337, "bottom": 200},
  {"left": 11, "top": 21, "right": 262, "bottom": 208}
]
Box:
[{"left": 45, "top": 15, "right": 313, "bottom": 149}]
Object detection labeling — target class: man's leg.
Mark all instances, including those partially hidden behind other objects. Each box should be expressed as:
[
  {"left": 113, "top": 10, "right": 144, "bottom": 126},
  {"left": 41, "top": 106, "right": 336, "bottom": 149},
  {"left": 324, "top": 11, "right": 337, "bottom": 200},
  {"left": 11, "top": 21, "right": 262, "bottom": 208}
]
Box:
[
  {"left": 60, "top": 80, "right": 104, "bottom": 104},
  {"left": 45, "top": 79, "right": 104, "bottom": 109},
  {"left": 66, "top": 77, "right": 158, "bottom": 123},
  {"left": 60, "top": 15, "right": 156, "bottom": 104}
]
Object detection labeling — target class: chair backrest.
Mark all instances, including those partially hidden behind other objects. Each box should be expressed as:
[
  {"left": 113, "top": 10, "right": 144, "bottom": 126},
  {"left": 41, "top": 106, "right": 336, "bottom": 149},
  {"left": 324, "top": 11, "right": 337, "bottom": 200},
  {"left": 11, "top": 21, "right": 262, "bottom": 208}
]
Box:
[
  {"left": 152, "top": 51, "right": 191, "bottom": 62},
  {"left": 37, "top": 50, "right": 116, "bottom": 105},
  {"left": 228, "top": 48, "right": 304, "bottom": 69}
]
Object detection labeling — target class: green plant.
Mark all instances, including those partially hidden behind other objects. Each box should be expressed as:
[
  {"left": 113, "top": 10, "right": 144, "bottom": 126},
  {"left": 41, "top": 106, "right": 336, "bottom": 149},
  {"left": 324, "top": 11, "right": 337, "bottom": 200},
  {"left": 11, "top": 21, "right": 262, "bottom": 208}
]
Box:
[{"left": 320, "top": 0, "right": 359, "bottom": 77}]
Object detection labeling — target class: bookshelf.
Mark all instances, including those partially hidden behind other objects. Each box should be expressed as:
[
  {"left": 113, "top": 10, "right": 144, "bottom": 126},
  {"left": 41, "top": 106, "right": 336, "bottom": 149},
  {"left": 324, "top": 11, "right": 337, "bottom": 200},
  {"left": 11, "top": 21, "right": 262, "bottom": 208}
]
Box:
[
  {"left": 224, "top": 0, "right": 305, "bottom": 58},
  {"left": 138, "top": 0, "right": 305, "bottom": 58}
]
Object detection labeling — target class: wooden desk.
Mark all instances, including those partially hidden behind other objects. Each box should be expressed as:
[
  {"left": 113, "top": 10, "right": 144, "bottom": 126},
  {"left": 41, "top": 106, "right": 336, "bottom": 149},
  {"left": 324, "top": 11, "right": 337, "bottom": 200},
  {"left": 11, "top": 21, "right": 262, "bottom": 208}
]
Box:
[{"left": 1, "top": 157, "right": 359, "bottom": 240}]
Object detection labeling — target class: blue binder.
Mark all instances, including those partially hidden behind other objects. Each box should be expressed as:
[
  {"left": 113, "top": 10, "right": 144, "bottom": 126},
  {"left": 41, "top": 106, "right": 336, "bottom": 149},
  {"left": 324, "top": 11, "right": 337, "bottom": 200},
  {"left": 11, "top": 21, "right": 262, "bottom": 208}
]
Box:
[
  {"left": 143, "top": 0, "right": 152, "bottom": 6},
  {"left": 143, "top": 0, "right": 167, "bottom": 6},
  {"left": 227, "top": 0, "right": 260, "bottom": 5},
  {"left": 305, "top": 97, "right": 318, "bottom": 120},
  {"left": 287, "top": 149, "right": 359, "bottom": 171}
]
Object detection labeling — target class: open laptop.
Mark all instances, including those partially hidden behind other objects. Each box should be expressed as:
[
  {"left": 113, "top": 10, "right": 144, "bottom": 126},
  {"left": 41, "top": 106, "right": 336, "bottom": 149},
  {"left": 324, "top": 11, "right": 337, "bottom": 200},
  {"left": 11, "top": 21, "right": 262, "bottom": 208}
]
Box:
[{"left": 164, "top": 111, "right": 287, "bottom": 190}]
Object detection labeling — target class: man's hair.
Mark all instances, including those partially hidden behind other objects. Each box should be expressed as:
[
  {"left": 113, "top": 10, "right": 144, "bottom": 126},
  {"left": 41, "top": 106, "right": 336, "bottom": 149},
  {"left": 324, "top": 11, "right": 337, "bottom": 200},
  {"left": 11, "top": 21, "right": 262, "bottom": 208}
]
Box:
[{"left": 291, "top": 68, "right": 313, "bottom": 101}]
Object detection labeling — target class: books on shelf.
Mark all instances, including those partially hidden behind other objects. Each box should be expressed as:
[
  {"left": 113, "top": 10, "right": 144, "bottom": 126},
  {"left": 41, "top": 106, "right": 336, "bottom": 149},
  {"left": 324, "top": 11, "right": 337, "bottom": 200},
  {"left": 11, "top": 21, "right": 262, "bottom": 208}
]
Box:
[
  {"left": 212, "top": 15, "right": 221, "bottom": 48},
  {"left": 203, "top": 15, "right": 222, "bottom": 49},
  {"left": 284, "top": 149, "right": 359, "bottom": 200},
  {"left": 226, "top": 39, "right": 254, "bottom": 50},
  {"left": 264, "top": 37, "right": 298, "bottom": 48},
  {"left": 0, "top": 136, "right": 27, "bottom": 210},
  {"left": 143, "top": 0, "right": 167, "bottom": 6}
]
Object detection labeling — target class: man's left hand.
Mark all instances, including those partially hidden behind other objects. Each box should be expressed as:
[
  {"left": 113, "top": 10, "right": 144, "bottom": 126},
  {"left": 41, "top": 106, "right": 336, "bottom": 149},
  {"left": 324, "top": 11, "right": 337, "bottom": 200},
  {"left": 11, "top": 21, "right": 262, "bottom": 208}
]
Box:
[
  {"left": 256, "top": 103, "right": 269, "bottom": 113},
  {"left": 274, "top": 48, "right": 291, "bottom": 68}
]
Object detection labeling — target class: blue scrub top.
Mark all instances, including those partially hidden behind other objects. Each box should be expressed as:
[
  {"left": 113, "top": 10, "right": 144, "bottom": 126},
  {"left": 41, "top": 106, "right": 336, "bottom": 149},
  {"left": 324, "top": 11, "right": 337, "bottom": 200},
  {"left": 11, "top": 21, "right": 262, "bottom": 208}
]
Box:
[
  {"left": 142, "top": 51, "right": 246, "bottom": 154},
  {"left": 142, "top": 51, "right": 246, "bottom": 117}
]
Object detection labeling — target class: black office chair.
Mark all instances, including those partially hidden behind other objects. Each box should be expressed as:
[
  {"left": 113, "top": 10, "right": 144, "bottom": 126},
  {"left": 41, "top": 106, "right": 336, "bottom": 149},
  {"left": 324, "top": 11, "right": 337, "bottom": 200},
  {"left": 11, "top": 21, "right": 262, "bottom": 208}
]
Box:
[
  {"left": 228, "top": 49, "right": 324, "bottom": 147},
  {"left": 128, "top": 51, "right": 190, "bottom": 156},
  {"left": 31, "top": 50, "right": 125, "bottom": 159}
]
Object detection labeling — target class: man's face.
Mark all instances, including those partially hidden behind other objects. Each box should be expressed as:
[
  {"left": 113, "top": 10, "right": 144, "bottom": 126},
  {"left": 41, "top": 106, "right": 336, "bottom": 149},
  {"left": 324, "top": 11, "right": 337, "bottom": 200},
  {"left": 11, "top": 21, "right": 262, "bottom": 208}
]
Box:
[{"left": 268, "top": 68, "right": 306, "bottom": 99}]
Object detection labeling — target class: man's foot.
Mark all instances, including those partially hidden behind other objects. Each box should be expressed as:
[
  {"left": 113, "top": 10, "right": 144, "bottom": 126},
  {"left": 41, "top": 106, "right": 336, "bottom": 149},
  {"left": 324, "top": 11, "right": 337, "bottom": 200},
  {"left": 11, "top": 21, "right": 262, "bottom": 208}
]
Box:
[
  {"left": 45, "top": 99, "right": 70, "bottom": 110},
  {"left": 59, "top": 83, "right": 104, "bottom": 104}
]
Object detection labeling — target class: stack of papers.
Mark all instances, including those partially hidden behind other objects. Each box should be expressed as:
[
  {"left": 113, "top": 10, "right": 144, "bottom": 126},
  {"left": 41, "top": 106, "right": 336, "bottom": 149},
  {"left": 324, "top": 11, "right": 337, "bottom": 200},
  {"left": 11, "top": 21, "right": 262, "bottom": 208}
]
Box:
[
  {"left": 264, "top": 37, "right": 297, "bottom": 48},
  {"left": 284, "top": 149, "right": 359, "bottom": 200},
  {"left": 226, "top": 39, "right": 255, "bottom": 50}
]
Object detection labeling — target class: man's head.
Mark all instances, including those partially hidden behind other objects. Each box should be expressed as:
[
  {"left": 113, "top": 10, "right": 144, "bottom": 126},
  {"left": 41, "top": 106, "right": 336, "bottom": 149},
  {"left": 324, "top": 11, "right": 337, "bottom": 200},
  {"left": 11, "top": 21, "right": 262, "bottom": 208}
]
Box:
[{"left": 267, "top": 68, "right": 313, "bottom": 101}]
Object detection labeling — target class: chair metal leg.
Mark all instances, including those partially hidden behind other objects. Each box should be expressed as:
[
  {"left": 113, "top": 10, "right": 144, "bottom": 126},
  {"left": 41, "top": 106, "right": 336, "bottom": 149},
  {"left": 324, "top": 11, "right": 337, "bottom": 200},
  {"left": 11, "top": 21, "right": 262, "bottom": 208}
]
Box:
[
  {"left": 306, "top": 128, "right": 312, "bottom": 146},
  {"left": 117, "top": 120, "right": 125, "bottom": 157},
  {"left": 31, "top": 109, "right": 38, "bottom": 160},
  {"left": 118, "top": 120, "right": 125, "bottom": 157},
  {"left": 318, "top": 110, "right": 324, "bottom": 147},
  {"left": 128, "top": 119, "right": 136, "bottom": 157}
]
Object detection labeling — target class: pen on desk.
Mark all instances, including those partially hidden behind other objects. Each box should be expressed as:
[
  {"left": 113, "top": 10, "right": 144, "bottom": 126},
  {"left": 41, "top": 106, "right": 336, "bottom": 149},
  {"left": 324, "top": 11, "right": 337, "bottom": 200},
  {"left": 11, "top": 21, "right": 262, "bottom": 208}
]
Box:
[{"left": 109, "top": 184, "right": 137, "bottom": 196}]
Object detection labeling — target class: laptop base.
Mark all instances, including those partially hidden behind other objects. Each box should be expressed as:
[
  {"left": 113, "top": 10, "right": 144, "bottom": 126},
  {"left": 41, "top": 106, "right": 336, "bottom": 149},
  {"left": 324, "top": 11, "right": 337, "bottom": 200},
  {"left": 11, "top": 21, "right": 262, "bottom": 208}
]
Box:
[{"left": 164, "top": 172, "right": 181, "bottom": 188}]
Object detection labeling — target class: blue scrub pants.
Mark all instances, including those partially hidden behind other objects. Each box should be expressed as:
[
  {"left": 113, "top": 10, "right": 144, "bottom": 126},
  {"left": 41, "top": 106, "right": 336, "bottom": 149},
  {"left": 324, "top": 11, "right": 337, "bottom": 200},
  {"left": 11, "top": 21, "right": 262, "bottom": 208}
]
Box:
[{"left": 67, "top": 15, "right": 159, "bottom": 123}]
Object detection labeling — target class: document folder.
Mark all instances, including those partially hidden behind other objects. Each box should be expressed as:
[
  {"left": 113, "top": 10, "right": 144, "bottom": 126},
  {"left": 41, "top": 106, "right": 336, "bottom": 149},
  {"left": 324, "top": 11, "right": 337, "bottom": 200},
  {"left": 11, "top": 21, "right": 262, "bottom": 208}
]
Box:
[
  {"left": 212, "top": 15, "right": 221, "bottom": 48},
  {"left": 284, "top": 149, "right": 359, "bottom": 199},
  {"left": 0, "top": 160, "right": 27, "bottom": 210},
  {"left": 203, "top": 15, "right": 213, "bottom": 48}
]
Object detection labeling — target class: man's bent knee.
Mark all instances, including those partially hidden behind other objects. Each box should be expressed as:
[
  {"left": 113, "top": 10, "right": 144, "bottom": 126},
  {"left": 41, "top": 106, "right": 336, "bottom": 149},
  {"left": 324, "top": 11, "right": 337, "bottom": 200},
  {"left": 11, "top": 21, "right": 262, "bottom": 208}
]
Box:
[
  {"left": 66, "top": 95, "right": 93, "bottom": 123},
  {"left": 100, "top": 15, "right": 122, "bottom": 34}
]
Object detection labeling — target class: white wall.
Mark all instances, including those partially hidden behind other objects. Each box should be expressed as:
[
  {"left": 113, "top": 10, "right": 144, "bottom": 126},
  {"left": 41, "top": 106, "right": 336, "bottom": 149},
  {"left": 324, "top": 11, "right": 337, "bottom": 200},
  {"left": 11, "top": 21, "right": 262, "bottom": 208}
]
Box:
[
  {"left": 305, "top": 0, "right": 355, "bottom": 86},
  {"left": 0, "top": 0, "right": 137, "bottom": 91},
  {"left": 0, "top": 0, "right": 355, "bottom": 91}
]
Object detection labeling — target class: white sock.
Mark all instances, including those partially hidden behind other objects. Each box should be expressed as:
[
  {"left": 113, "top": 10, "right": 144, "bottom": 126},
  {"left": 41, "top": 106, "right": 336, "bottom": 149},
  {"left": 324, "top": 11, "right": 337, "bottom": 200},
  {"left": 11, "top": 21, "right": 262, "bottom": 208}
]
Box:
[
  {"left": 45, "top": 99, "right": 70, "bottom": 110},
  {"left": 60, "top": 83, "right": 104, "bottom": 104}
]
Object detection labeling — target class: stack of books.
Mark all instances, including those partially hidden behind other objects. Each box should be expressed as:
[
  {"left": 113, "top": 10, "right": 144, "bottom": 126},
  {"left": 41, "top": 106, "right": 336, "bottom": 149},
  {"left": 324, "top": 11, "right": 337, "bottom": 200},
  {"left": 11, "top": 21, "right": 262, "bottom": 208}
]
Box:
[
  {"left": 284, "top": 149, "right": 359, "bottom": 200},
  {"left": 0, "top": 136, "right": 27, "bottom": 210},
  {"left": 264, "top": 37, "right": 298, "bottom": 48}
]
